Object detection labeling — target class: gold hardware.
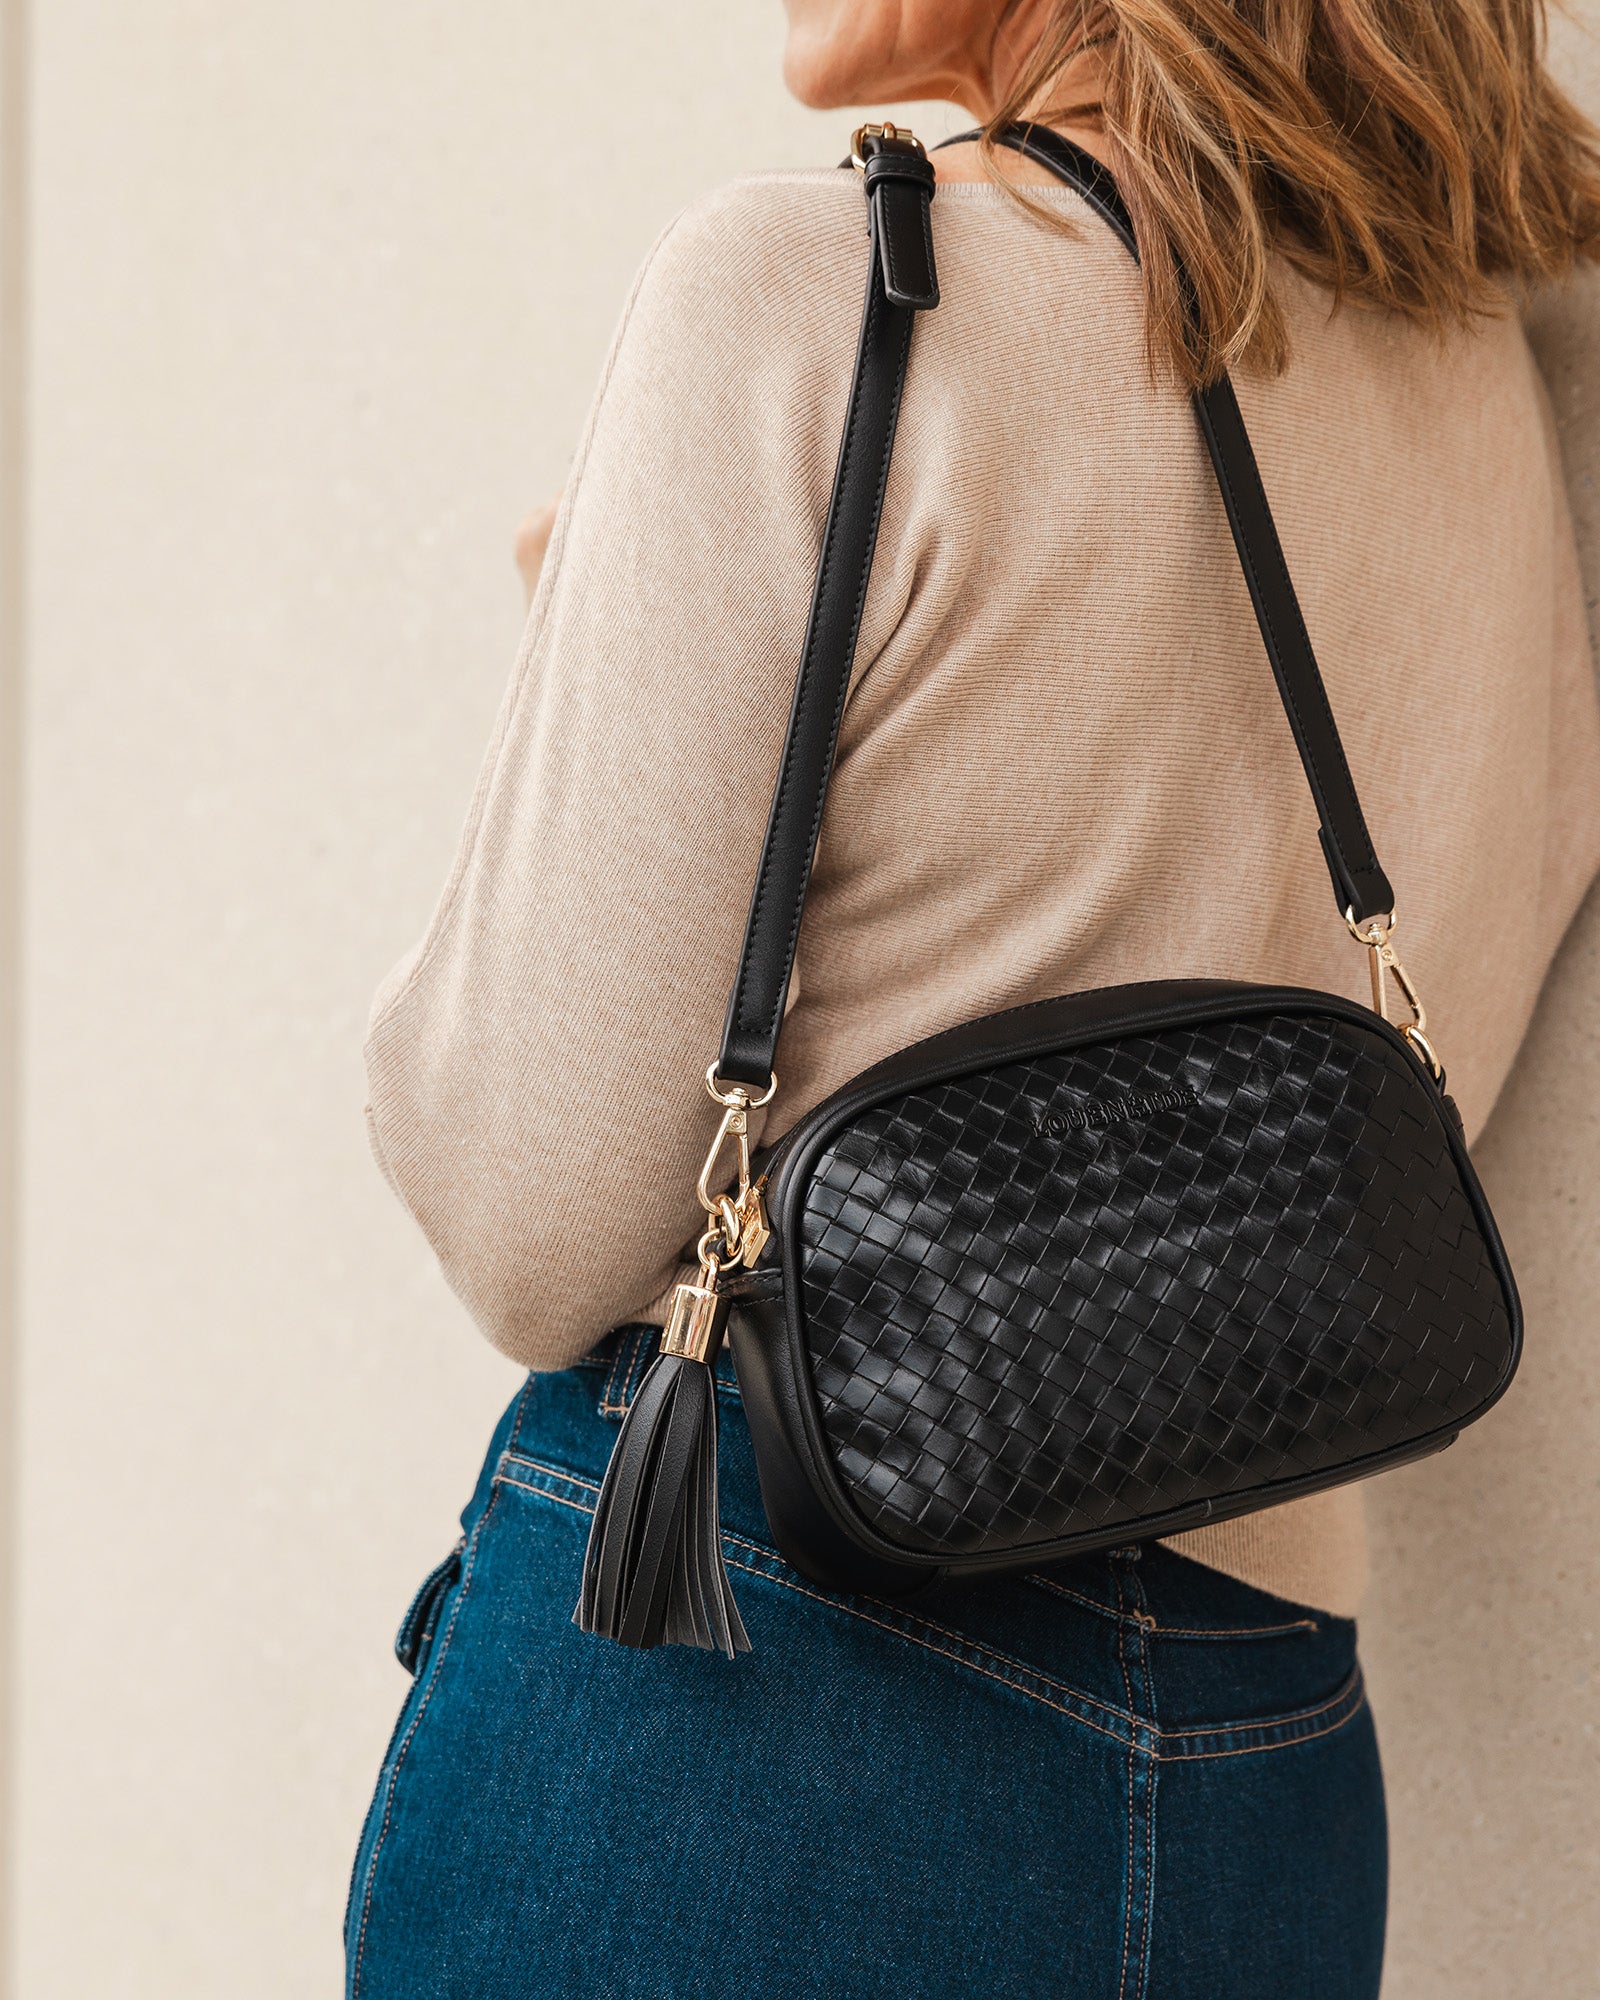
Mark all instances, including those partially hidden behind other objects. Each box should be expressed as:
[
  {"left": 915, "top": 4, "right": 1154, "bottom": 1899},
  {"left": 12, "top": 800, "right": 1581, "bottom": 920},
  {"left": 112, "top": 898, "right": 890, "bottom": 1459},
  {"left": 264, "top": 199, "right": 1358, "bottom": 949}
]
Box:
[
  {"left": 712, "top": 1193, "right": 741, "bottom": 1260},
  {"left": 696, "top": 1097, "right": 754, "bottom": 1218},
  {"left": 666, "top": 1059, "right": 779, "bottom": 1364},
  {"left": 661, "top": 1236, "right": 730, "bottom": 1364},
  {"left": 660, "top": 1280, "right": 725, "bottom": 1362},
  {"left": 706, "top": 1064, "right": 777, "bottom": 1109},
  {"left": 733, "top": 1178, "right": 771, "bottom": 1266},
  {"left": 691, "top": 1068, "right": 775, "bottom": 1271},
  {"left": 1344, "top": 907, "right": 1445, "bottom": 1082},
  {"left": 850, "top": 121, "right": 925, "bottom": 172}
]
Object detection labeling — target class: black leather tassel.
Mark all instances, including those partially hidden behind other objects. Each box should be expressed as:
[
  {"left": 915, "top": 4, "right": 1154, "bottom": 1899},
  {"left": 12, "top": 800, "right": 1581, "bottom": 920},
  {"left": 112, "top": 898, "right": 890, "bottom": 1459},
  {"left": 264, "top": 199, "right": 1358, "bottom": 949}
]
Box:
[{"left": 575, "top": 1348, "right": 750, "bottom": 1657}]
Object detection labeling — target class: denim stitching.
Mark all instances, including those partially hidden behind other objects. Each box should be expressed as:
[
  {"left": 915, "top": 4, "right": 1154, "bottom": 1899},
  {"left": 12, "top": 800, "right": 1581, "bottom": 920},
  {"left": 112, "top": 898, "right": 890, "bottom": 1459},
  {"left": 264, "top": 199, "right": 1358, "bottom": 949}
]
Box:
[
  {"left": 1162, "top": 1671, "right": 1363, "bottom": 1737},
  {"left": 800, "top": 1579, "right": 1139, "bottom": 1729},
  {"left": 409, "top": 1540, "right": 464, "bottom": 1673},
  {"left": 1144, "top": 1618, "right": 1318, "bottom": 1640},
  {"left": 1126, "top": 1549, "right": 1160, "bottom": 1707},
  {"left": 729, "top": 1544, "right": 1366, "bottom": 1760},
  {"left": 349, "top": 1480, "right": 507, "bottom": 1998},
  {"left": 494, "top": 1457, "right": 1145, "bottom": 1742},
  {"left": 608, "top": 1328, "right": 643, "bottom": 1415},
  {"left": 496, "top": 1475, "right": 594, "bottom": 1519},
  {"left": 1156, "top": 1670, "right": 1367, "bottom": 1760},
  {"left": 1165, "top": 1701, "right": 1367, "bottom": 1760},
  {"left": 1026, "top": 1574, "right": 1142, "bottom": 1629},
  {"left": 1124, "top": 1560, "right": 1157, "bottom": 2000},
  {"left": 1115, "top": 1603, "right": 1137, "bottom": 2000},
  {"left": 341, "top": 1541, "right": 461, "bottom": 1947},
  {"left": 598, "top": 1326, "right": 649, "bottom": 1418},
  {"left": 722, "top": 1552, "right": 1140, "bottom": 1751},
  {"left": 492, "top": 1458, "right": 1372, "bottom": 1759},
  {"left": 1113, "top": 1558, "right": 1160, "bottom": 2000},
  {"left": 598, "top": 1336, "right": 630, "bottom": 1415},
  {"left": 500, "top": 1452, "right": 599, "bottom": 1492},
  {"left": 1141, "top": 1737, "right": 1158, "bottom": 1990},
  {"left": 502, "top": 1376, "right": 541, "bottom": 1459},
  {"left": 1029, "top": 1572, "right": 1316, "bottom": 1640},
  {"left": 610, "top": 1330, "right": 637, "bottom": 1414},
  {"left": 1113, "top": 1590, "right": 1137, "bottom": 1717},
  {"left": 730, "top": 1538, "right": 1149, "bottom": 1730},
  {"left": 1164, "top": 1704, "right": 1367, "bottom": 1761},
  {"left": 625, "top": 1331, "right": 652, "bottom": 1408}
]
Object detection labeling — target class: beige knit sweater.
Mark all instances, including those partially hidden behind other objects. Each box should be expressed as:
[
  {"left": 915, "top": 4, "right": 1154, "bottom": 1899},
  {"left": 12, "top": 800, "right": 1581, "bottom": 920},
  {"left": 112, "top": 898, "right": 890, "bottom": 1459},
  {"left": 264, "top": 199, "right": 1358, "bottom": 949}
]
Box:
[{"left": 364, "top": 169, "right": 1600, "bottom": 1618}]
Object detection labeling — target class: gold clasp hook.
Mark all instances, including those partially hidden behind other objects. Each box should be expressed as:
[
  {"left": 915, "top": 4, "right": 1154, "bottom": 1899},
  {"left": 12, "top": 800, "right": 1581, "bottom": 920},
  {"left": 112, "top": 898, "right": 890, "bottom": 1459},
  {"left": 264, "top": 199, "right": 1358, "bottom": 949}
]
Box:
[
  {"left": 1343, "top": 907, "right": 1444, "bottom": 1082},
  {"left": 662, "top": 1071, "right": 779, "bottom": 1363},
  {"left": 694, "top": 1065, "right": 777, "bottom": 1266},
  {"left": 695, "top": 1096, "right": 752, "bottom": 1229}
]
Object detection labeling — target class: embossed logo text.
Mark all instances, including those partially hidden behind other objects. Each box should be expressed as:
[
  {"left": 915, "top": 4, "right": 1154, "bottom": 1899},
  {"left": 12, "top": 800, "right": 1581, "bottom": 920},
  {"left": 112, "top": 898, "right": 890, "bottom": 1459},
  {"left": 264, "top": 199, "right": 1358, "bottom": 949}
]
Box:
[{"left": 1033, "top": 1085, "right": 1198, "bottom": 1140}]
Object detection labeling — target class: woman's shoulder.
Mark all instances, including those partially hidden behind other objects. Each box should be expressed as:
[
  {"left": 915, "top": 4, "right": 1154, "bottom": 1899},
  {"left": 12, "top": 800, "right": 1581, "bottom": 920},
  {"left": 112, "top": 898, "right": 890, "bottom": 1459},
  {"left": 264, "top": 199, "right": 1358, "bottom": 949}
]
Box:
[
  {"left": 580, "top": 173, "right": 900, "bottom": 500},
  {"left": 664, "top": 167, "right": 862, "bottom": 231},
  {"left": 647, "top": 161, "right": 1123, "bottom": 276},
  {"left": 629, "top": 171, "right": 868, "bottom": 332},
  {"left": 617, "top": 165, "right": 1136, "bottom": 406}
]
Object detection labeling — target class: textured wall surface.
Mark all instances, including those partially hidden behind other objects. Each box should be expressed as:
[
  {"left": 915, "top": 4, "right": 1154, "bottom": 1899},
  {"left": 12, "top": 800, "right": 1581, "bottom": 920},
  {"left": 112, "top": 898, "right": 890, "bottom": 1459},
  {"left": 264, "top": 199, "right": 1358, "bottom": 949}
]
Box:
[
  {"left": 1360, "top": 18, "right": 1600, "bottom": 1998},
  {"left": 1362, "top": 267, "right": 1600, "bottom": 2000},
  {"left": 7, "top": 9, "right": 941, "bottom": 1995},
  {"left": 3, "top": 4, "right": 1597, "bottom": 1996},
  {"left": 0, "top": 0, "right": 22, "bottom": 1972}
]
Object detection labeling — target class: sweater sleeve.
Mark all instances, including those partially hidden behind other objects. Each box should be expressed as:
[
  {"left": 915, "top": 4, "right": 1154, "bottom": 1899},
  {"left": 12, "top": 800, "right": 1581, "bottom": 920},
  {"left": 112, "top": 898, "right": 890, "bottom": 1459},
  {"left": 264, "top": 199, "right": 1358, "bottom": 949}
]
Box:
[{"left": 362, "top": 176, "right": 866, "bottom": 1371}]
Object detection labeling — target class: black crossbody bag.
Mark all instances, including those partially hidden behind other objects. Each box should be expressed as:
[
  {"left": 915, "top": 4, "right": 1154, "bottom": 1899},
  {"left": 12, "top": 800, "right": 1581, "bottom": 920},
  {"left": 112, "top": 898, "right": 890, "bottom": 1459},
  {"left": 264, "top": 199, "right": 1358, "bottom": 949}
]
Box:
[{"left": 576, "top": 122, "right": 1522, "bottom": 1657}]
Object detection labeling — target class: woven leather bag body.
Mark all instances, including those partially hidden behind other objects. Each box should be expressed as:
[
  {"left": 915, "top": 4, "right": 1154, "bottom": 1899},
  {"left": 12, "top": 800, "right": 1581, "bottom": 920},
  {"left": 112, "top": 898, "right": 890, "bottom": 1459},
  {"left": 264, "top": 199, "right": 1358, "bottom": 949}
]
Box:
[{"left": 726, "top": 982, "right": 1518, "bottom": 1592}]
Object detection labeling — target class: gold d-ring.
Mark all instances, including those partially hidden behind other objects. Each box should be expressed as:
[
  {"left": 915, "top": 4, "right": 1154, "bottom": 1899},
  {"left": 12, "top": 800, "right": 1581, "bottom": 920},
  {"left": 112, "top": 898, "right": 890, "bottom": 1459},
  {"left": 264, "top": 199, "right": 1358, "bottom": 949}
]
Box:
[
  {"left": 1342, "top": 904, "right": 1399, "bottom": 947},
  {"left": 705, "top": 1063, "right": 777, "bottom": 1110}
]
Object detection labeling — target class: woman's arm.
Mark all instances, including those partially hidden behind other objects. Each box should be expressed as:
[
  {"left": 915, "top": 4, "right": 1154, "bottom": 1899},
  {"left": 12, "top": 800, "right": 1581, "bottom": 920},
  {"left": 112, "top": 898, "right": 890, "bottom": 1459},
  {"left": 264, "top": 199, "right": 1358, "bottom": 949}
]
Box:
[
  {"left": 364, "top": 175, "right": 865, "bottom": 1371},
  {"left": 513, "top": 494, "right": 561, "bottom": 609}
]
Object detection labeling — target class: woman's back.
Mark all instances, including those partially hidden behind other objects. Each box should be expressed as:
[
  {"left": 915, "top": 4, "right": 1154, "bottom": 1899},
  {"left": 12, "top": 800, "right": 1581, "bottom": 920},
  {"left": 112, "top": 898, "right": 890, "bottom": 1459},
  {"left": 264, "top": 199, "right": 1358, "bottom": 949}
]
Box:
[
  {"left": 719, "top": 170, "right": 1599, "bottom": 1139},
  {"left": 363, "top": 165, "right": 1600, "bottom": 1613}
]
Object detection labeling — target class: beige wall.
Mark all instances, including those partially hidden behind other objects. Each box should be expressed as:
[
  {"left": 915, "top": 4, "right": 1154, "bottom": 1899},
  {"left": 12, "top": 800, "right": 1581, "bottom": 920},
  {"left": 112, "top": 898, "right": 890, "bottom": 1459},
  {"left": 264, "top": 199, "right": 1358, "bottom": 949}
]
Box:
[
  {"left": 1360, "top": 18, "right": 1600, "bottom": 1997},
  {"left": 5, "top": 8, "right": 950, "bottom": 1996},
  {"left": 0, "top": 0, "right": 22, "bottom": 1976},
  {"left": 1, "top": 4, "right": 1596, "bottom": 1996}
]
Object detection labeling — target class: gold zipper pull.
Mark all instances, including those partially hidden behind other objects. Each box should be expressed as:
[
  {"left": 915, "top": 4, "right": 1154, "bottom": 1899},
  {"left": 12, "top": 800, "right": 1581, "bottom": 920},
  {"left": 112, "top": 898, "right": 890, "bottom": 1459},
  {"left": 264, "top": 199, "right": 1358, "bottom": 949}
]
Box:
[{"left": 733, "top": 1178, "right": 771, "bottom": 1268}]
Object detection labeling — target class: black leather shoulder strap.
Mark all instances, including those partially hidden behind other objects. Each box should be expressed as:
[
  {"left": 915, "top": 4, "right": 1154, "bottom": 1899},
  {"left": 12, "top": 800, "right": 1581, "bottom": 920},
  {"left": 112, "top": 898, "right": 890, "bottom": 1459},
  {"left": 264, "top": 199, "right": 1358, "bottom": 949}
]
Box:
[
  {"left": 716, "top": 132, "right": 938, "bottom": 1089},
  {"left": 988, "top": 123, "right": 1395, "bottom": 927},
  {"left": 716, "top": 122, "right": 1394, "bottom": 1094}
]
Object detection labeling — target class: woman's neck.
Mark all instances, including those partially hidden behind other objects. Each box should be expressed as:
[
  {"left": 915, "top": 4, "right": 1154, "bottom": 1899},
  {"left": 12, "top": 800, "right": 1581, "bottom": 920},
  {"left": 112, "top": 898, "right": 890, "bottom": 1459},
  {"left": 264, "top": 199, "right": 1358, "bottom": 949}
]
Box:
[{"left": 932, "top": 42, "right": 1113, "bottom": 185}]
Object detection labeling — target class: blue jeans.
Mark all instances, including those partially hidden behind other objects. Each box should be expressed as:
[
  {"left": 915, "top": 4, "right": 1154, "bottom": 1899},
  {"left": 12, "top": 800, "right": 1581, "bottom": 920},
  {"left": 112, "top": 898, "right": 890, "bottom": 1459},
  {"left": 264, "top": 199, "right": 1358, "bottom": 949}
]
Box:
[{"left": 346, "top": 1328, "right": 1387, "bottom": 1999}]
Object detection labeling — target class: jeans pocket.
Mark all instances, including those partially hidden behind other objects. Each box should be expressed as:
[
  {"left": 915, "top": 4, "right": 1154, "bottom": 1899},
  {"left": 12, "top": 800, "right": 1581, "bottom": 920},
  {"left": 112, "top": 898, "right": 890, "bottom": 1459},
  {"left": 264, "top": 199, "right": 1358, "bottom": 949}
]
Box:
[{"left": 394, "top": 1540, "right": 464, "bottom": 1679}]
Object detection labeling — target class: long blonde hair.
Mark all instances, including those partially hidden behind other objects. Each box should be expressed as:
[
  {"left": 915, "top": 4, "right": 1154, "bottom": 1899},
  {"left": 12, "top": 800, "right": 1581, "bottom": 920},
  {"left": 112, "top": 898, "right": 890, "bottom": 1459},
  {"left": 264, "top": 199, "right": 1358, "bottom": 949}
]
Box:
[{"left": 986, "top": 0, "right": 1600, "bottom": 385}]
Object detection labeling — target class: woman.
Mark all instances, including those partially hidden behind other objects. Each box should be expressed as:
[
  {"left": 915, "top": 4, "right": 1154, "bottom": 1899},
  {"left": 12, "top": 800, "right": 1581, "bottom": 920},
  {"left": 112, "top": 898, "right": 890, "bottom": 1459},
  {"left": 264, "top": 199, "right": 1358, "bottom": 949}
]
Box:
[{"left": 347, "top": 2, "right": 1600, "bottom": 1994}]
